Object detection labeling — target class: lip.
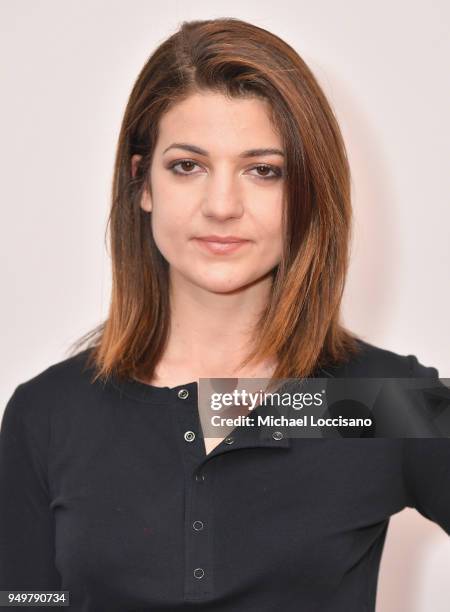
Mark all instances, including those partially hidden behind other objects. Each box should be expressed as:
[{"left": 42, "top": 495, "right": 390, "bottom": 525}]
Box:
[
  {"left": 196, "top": 235, "right": 248, "bottom": 243},
  {"left": 193, "top": 237, "right": 250, "bottom": 255}
]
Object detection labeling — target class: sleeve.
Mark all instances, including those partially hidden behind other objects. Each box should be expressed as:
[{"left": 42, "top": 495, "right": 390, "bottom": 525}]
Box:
[
  {"left": 402, "top": 355, "right": 450, "bottom": 535},
  {"left": 0, "top": 383, "right": 62, "bottom": 589}
]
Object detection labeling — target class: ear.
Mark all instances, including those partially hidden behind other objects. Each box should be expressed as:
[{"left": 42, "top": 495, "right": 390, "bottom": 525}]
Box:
[{"left": 131, "top": 154, "right": 152, "bottom": 213}]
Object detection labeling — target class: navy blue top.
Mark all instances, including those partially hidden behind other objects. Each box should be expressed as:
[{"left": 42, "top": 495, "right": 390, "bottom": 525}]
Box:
[{"left": 0, "top": 339, "right": 449, "bottom": 611}]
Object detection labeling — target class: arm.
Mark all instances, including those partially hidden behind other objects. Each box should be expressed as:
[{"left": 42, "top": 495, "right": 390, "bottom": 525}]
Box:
[
  {"left": 0, "top": 383, "right": 62, "bottom": 588},
  {"left": 402, "top": 355, "right": 450, "bottom": 535}
]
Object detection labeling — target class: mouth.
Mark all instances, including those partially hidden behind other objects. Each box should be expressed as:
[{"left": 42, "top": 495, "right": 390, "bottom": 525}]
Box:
[{"left": 193, "top": 238, "right": 250, "bottom": 255}]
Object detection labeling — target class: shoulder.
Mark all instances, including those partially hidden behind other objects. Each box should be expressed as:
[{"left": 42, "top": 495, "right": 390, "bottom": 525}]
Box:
[
  {"left": 322, "top": 338, "right": 440, "bottom": 378},
  {"left": 15, "top": 347, "right": 95, "bottom": 399},
  {"left": 3, "top": 348, "right": 97, "bottom": 429}
]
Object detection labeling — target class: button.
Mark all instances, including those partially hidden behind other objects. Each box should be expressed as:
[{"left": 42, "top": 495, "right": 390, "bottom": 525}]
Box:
[
  {"left": 193, "top": 567, "right": 205, "bottom": 579},
  {"left": 272, "top": 430, "right": 283, "bottom": 440},
  {"left": 195, "top": 472, "right": 206, "bottom": 482},
  {"left": 184, "top": 431, "right": 196, "bottom": 442},
  {"left": 224, "top": 436, "right": 234, "bottom": 445},
  {"left": 192, "top": 520, "right": 204, "bottom": 531},
  {"left": 178, "top": 388, "right": 189, "bottom": 399}
]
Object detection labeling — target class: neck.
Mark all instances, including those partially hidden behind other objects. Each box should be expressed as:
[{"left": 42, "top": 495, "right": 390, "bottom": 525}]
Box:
[{"left": 160, "top": 268, "right": 276, "bottom": 377}]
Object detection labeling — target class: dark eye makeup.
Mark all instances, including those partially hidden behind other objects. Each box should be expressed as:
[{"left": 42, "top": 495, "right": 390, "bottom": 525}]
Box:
[{"left": 166, "top": 159, "right": 283, "bottom": 181}]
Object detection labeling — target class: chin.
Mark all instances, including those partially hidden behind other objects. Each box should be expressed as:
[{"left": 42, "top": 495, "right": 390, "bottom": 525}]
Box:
[
  {"left": 198, "top": 280, "right": 249, "bottom": 294},
  {"left": 195, "top": 272, "right": 267, "bottom": 295}
]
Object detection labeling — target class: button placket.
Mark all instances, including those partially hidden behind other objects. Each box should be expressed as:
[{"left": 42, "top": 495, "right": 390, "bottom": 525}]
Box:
[
  {"left": 170, "top": 384, "right": 215, "bottom": 601},
  {"left": 183, "top": 449, "right": 215, "bottom": 600},
  {"left": 170, "top": 383, "right": 291, "bottom": 602}
]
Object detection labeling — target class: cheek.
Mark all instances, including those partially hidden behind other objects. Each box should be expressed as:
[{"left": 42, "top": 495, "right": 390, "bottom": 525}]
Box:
[
  {"left": 151, "top": 212, "right": 184, "bottom": 259},
  {"left": 254, "top": 204, "right": 284, "bottom": 260},
  {"left": 261, "top": 232, "right": 283, "bottom": 266},
  {"left": 148, "top": 170, "right": 186, "bottom": 234},
  {"left": 149, "top": 188, "right": 190, "bottom": 256}
]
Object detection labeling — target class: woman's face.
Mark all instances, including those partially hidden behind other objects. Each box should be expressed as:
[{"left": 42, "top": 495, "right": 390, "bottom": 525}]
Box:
[{"left": 132, "top": 90, "right": 285, "bottom": 294}]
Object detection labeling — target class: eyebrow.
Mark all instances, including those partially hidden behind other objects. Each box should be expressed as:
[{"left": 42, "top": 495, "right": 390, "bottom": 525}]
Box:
[{"left": 162, "top": 142, "right": 285, "bottom": 158}]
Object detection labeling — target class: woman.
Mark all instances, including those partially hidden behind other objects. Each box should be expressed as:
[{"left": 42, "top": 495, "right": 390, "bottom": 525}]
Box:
[{"left": 0, "top": 17, "right": 448, "bottom": 612}]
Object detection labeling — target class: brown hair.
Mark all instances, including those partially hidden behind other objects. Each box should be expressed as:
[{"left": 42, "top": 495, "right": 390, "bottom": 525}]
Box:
[{"left": 69, "top": 17, "right": 363, "bottom": 386}]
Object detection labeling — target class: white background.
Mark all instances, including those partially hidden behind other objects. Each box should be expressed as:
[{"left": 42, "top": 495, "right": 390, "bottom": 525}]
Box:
[{"left": 1, "top": 1, "right": 449, "bottom": 610}]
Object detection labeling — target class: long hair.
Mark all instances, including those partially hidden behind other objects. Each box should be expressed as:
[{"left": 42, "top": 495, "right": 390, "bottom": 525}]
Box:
[{"left": 69, "top": 17, "right": 363, "bottom": 386}]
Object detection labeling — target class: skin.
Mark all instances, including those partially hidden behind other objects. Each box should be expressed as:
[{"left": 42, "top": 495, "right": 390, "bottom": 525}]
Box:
[{"left": 131, "top": 90, "right": 285, "bottom": 452}]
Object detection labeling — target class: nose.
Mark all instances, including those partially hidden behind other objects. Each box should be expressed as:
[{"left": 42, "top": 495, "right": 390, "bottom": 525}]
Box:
[{"left": 201, "top": 168, "right": 244, "bottom": 220}]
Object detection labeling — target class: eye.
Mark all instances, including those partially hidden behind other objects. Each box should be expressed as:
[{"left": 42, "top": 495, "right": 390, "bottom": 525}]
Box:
[
  {"left": 167, "top": 159, "right": 283, "bottom": 181},
  {"left": 168, "top": 160, "right": 203, "bottom": 176},
  {"left": 248, "top": 164, "right": 283, "bottom": 181}
]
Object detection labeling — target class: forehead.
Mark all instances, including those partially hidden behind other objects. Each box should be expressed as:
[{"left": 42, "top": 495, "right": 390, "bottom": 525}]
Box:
[{"left": 157, "top": 91, "right": 281, "bottom": 151}]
